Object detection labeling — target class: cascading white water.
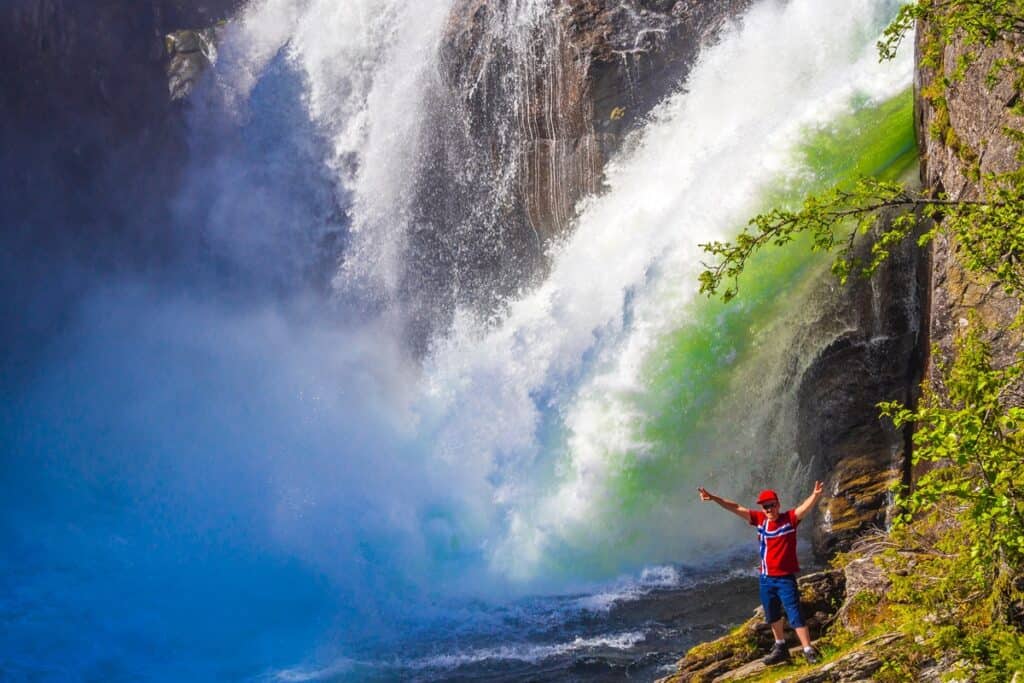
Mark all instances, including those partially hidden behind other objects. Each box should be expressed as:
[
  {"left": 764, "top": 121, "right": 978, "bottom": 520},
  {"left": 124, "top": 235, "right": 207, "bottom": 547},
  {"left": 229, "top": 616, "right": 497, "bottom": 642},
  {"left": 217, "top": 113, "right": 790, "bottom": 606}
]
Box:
[
  {"left": 208, "top": 0, "right": 453, "bottom": 295},
  {"left": 420, "top": 0, "right": 911, "bottom": 580},
  {"left": 197, "top": 0, "right": 913, "bottom": 588}
]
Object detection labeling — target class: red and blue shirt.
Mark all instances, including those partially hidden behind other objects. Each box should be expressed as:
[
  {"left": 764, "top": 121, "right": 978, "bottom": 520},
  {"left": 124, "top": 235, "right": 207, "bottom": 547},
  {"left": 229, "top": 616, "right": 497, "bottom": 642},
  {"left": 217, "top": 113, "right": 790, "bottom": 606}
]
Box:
[{"left": 748, "top": 509, "right": 800, "bottom": 576}]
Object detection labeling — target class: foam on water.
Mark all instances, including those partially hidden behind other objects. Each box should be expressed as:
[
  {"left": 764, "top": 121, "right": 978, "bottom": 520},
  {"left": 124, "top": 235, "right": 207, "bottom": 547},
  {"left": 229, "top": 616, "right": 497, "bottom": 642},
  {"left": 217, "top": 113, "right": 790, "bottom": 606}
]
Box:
[
  {"left": 406, "top": 630, "right": 649, "bottom": 668},
  {"left": 573, "top": 565, "right": 687, "bottom": 612},
  {"left": 273, "top": 631, "right": 649, "bottom": 681}
]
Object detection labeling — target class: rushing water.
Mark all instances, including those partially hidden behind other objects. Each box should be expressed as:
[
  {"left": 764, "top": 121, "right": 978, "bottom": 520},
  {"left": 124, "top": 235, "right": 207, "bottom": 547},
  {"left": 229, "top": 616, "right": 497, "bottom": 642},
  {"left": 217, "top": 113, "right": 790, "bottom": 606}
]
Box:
[{"left": 1, "top": 0, "right": 914, "bottom": 680}]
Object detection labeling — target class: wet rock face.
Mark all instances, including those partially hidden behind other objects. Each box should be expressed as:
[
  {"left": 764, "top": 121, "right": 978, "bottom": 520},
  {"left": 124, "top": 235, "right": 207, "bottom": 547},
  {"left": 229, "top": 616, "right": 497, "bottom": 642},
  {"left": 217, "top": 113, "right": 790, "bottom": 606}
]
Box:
[
  {"left": 439, "top": 0, "right": 751, "bottom": 243},
  {"left": 395, "top": 0, "right": 751, "bottom": 344},
  {"left": 795, "top": 213, "right": 929, "bottom": 557}
]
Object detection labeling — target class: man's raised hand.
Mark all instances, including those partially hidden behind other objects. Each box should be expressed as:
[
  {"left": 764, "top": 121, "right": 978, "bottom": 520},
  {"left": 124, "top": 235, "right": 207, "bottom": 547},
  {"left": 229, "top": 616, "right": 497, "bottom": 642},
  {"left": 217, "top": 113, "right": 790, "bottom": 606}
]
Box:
[{"left": 698, "top": 486, "right": 713, "bottom": 501}]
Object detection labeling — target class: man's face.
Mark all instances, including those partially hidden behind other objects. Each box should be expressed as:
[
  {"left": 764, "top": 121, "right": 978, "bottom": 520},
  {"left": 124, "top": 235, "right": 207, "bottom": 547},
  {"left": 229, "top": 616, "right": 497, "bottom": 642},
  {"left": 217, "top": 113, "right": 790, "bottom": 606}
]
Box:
[{"left": 761, "top": 499, "right": 780, "bottom": 521}]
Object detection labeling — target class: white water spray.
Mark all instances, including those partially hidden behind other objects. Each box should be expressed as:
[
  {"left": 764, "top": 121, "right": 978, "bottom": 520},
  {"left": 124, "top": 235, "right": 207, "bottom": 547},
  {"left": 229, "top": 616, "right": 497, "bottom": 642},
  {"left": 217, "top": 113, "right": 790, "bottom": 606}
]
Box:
[
  {"left": 212, "top": 0, "right": 912, "bottom": 585},
  {"left": 416, "top": 0, "right": 912, "bottom": 579}
]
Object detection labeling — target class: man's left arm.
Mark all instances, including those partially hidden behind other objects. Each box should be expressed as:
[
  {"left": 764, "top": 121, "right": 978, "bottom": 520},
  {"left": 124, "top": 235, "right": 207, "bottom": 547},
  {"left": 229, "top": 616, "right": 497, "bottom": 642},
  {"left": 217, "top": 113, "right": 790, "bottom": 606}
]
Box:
[{"left": 793, "top": 480, "right": 825, "bottom": 521}]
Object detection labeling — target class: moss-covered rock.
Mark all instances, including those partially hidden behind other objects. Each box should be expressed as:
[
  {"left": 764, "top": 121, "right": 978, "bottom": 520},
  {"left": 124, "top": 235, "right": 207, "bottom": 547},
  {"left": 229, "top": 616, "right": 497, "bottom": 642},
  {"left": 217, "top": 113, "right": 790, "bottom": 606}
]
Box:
[{"left": 657, "top": 570, "right": 845, "bottom": 683}]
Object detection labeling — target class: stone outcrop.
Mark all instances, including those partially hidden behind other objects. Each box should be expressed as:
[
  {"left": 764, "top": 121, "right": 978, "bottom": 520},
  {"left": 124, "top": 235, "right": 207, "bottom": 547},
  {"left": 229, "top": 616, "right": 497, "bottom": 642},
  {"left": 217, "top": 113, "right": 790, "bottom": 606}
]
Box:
[
  {"left": 775, "top": 633, "right": 906, "bottom": 683},
  {"left": 915, "top": 22, "right": 1024, "bottom": 372},
  {"left": 657, "top": 554, "right": 907, "bottom": 683},
  {"left": 166, "top": 27, "right": 218, "bottom": 101}
]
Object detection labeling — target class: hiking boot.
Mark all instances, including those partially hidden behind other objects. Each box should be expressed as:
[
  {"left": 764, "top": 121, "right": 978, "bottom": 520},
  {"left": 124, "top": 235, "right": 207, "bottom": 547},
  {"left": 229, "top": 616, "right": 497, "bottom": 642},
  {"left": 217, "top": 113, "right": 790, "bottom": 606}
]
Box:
[
  {"left": 762, "top": 642, "right": 791, "bottom": 665},
  {"left": 802, "top": 646, "right": 821, "bottom": 664}
]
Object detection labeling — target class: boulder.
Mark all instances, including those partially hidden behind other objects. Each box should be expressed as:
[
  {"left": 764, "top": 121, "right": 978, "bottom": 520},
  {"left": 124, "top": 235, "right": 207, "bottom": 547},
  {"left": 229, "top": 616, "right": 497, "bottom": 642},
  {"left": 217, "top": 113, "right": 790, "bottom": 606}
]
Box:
[{"left": 834, "top": 555, "right": 891, "bottom": 636}]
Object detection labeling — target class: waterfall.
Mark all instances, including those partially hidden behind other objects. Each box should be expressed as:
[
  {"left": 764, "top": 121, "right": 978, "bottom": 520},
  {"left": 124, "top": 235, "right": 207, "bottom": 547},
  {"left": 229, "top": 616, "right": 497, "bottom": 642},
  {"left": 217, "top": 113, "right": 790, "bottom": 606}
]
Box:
[
  {"left": 1, "top": 0, "right": 914, "bottom": 679},
  {"left": 168, "top": 0, "right": 912, "bottom": 588}
]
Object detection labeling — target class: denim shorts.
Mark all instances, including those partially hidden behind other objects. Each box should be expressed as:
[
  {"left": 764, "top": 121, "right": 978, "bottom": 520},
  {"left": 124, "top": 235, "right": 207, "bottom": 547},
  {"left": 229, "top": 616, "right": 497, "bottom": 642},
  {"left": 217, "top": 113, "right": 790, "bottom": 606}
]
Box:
[{"left": 759, "top": 574, "right": 805, "bottom": 627}]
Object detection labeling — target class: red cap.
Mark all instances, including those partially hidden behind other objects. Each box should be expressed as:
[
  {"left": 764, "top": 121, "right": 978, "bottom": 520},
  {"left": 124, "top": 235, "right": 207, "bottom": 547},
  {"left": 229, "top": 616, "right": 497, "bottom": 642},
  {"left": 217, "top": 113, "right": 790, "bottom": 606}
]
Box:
[{"left": 756, "top": 489, "right": 779, "bottom": 504}]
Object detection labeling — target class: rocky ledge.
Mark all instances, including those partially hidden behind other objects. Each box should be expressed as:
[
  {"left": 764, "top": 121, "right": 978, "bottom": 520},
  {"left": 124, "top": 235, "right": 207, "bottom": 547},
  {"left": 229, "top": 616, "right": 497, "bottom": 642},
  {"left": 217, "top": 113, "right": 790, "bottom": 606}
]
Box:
[
  {"left": 656, "top": 534, "right": 985, "bottom": 683},
  {"left": 656, "top": 553, "right": 918, "bottom": 683},
  {"left": 656, "top": 570, "right": 844, "bottom": 683}
]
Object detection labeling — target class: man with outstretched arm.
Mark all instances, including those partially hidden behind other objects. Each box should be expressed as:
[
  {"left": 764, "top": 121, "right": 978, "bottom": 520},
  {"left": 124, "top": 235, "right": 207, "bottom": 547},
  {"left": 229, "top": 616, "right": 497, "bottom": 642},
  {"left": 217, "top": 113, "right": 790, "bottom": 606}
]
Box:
[{"left": 697, "top": 481, "right": 825, "bottom": 665}]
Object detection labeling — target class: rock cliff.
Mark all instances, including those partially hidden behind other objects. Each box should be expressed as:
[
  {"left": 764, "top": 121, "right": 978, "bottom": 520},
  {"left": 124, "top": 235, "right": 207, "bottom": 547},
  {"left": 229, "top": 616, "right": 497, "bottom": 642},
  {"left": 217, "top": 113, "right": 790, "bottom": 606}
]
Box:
[
  {"left": 0, "top": 0, "right": 242, "bottom": 379},
  {"left": 796, "top": 213, "right": 927, "bottom": 557},
  {"left": 400, "top": 0, "right": 752, "bottom": 343},
  {"left": 437, "top": 0, "right": 752, "bottom": 244},
  {"left": 915, "top": 21, "right": 1024, "bottom": 373}
]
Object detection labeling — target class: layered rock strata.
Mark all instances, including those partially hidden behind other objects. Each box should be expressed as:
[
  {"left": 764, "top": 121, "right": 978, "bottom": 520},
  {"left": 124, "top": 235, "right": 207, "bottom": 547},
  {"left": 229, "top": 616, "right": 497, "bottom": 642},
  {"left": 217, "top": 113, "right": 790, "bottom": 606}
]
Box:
[{"left": 439, "top": 0, "right": 752, "bottom": 244}]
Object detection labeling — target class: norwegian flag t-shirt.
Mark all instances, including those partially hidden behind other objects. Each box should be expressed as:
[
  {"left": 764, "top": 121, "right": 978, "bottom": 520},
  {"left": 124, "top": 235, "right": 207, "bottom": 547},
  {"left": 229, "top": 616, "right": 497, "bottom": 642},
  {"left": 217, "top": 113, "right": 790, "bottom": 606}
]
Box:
[{"left": 748, "top": 509, "right": 800, "bottom": 576}]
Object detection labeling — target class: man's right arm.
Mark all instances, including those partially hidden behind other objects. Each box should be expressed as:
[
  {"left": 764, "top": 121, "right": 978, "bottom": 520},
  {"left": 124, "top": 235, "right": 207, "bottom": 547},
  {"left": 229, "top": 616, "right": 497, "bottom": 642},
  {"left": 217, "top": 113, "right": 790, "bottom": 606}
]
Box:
[{"left": 697, "top": 486, "right": 752, "bottom": 522}]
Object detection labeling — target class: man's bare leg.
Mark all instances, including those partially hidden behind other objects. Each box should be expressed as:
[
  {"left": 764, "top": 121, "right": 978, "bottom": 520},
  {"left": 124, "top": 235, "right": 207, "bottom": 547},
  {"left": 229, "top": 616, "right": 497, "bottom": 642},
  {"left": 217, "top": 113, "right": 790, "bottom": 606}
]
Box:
[
  {"left": 770, "top": 619, "right": 786, "bottom": 642},
  {"left": 794, "top": 625, "right": 812, "bottom": 648}
]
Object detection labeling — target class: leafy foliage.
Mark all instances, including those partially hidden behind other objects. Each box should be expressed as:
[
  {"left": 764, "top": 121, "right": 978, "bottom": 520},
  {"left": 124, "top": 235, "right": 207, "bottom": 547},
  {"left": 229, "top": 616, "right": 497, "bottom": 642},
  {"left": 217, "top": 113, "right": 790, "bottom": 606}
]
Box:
[
  {"left": 697, "top": 176, "right": 1021, "bottom": 303},
  {"left": 699, "top": 0, "right": 1024, "bottom": 304},
  {"left": 879, "top": 0, "right": 1024, "bottom": 67},
  {"left": 882, "top": 325, "right": 1024, "bottom": 575}
]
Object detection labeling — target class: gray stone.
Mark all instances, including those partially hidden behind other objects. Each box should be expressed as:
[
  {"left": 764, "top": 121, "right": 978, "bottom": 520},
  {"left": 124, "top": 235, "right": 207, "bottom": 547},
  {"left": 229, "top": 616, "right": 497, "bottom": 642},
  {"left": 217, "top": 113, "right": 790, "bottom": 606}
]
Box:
[
  {"left": 166, "top": 28, "right": 217, "bottom": 101},
  {"left": 437, "top": 0, "right": 753, "bottom": 241}
]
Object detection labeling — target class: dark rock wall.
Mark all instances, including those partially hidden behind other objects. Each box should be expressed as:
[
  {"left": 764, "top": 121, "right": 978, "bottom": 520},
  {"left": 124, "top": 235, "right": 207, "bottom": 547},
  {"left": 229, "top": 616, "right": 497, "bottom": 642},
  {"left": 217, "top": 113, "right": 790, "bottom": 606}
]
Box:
[
  {"left": 782, "top": 20, "right": 1024, "bottom": 559},
  {"left": 801, "top": 18, "right": 1024, "bottom": 556},
  {"left": 438, "top": 0, "right": 750, "bottom": 244},
  {"left": 1, "top": 1, "right": 237, "bottom": 134},
  {"left": 0, "top": 1, "right": 242, "bottom": 379},
  {"left": 796, "top": 213, "right": 929, "bottom": 556}
]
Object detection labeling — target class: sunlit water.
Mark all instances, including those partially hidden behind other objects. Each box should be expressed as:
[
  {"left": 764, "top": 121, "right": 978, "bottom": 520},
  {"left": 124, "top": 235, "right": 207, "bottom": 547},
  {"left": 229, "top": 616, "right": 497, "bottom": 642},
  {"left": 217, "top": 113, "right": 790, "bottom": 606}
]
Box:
[{"left": 1, "top": 0, "right": 914, "bottom": 680}]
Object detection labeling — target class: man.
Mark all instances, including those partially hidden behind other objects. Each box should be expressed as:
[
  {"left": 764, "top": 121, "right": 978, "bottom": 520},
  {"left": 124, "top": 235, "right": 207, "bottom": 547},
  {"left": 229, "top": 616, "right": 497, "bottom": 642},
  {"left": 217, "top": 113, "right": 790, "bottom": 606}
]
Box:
[{"left": 697, "top": 481, "right": 825, "bottom": 665}]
